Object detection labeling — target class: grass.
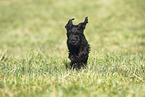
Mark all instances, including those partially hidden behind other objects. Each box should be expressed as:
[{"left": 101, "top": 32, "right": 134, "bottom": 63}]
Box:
[{"left": 0, "top": 0, "right": 145, "bottom": 97}]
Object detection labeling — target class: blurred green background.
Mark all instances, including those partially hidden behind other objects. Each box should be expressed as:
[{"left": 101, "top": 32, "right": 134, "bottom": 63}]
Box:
[
  {"left": 0, "top": 0, "right": 144, "bottom": 54},
  {"left": 0, "top": 0, "right": 145, "bottom": 97}
]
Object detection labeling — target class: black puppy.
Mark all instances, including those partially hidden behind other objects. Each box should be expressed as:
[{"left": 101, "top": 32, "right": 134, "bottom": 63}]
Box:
[{"left": 65, "top": 17, "right": 90, "bottom": 68}]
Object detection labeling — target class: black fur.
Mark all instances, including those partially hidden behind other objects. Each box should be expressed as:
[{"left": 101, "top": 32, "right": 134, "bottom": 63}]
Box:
[{"left": 65, "top": 17, "right": 90, "bottom": 68}]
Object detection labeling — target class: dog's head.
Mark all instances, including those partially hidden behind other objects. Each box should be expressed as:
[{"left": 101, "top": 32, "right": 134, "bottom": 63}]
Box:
[{"left": 65, "top": 17, "right": 88, "bottom": 46}]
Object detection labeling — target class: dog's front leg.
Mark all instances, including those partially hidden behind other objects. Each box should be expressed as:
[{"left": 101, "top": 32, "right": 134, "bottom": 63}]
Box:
[
  {"left": 69, "top": 53, "right": 80, "bottom": 67},
  {"left": 78, "top": 49, "right": 89, "bottom": 65}
]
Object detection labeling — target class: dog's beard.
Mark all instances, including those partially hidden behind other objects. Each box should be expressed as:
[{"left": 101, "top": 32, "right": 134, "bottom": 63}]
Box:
[{"left": 68, "top": 39, "right": 80, "bottom": 47}]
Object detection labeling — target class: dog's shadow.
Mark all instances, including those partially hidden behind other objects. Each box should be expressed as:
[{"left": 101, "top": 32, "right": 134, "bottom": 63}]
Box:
[
  {"left": 63, "top": 59, "right": 71, "bottom": 69},
  {"left": 63, "top": 60, "right": 87, "bottom": 70}
]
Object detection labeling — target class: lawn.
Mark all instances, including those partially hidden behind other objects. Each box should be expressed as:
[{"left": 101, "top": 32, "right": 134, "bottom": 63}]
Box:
[{"left": 0, "top": 0, "right": 145, "bottom": 97}]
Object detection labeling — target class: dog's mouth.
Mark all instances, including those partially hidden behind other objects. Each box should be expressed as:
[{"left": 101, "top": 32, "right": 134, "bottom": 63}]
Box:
[
  {"left": 68, "top": 39, "right": 80, "bottom": 46},
  {"left": 71, "top": 40, "right": 76, "bottom": 45}
]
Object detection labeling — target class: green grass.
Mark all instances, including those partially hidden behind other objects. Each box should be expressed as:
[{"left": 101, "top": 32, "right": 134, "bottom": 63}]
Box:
[{"left": 0, "top": 0, "right": 145, "bottom": 97}]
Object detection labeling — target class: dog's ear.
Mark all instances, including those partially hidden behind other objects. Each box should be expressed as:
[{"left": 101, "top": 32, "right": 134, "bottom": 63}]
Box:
[
  {"left": 65, "top": 18, "right": 74, "bottom": 29},
  {"left": 78, "top": 17, "right": 88, "bottom": 30}
]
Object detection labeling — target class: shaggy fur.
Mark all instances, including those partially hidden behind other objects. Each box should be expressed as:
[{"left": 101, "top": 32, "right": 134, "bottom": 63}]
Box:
[{"left": 65, "top": 17, "right": 90, "bottom": 68}]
